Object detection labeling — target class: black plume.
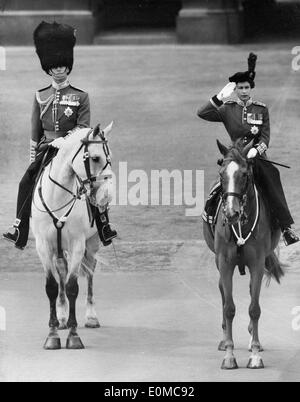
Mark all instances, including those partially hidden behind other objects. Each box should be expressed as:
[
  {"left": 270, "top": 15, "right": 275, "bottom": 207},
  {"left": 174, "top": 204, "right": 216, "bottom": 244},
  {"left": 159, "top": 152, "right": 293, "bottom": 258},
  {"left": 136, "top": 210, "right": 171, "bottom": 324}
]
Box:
[{"left": 248, "top": 52, "right": 257, "bottom": 80}]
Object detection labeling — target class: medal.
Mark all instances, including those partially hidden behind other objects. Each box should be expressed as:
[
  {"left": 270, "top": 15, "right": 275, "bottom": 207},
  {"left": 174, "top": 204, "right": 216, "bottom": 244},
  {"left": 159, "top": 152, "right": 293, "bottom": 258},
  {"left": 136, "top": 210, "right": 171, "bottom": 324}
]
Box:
[
  {"left": 251, "top": 125, "right": 259, "bottom": 135},
  {"left": 64, "top": 107, "right": 73, "bottom": 118}
]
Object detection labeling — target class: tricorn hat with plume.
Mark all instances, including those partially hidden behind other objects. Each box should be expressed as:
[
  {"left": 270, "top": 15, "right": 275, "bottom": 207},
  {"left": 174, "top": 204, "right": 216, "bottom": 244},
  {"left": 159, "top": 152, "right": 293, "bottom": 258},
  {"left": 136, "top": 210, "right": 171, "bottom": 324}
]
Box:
[{"left": 229, "top": 53, "right": 258, "bottom": 88}]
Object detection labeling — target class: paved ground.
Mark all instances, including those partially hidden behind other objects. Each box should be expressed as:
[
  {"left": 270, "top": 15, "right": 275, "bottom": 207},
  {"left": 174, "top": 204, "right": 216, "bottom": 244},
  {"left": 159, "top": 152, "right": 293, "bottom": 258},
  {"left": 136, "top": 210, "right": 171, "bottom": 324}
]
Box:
[
  {"left": 1, "top": 44, "right": 300, "bottom": 382},
  {"left": 0, "top": 241, "right": 300, "bottom": 382}
]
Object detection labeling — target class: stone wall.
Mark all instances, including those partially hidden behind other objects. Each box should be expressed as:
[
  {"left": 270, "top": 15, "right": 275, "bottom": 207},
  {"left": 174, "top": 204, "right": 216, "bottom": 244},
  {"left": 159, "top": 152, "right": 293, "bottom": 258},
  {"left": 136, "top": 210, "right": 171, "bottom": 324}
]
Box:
[
  {"left": 0, "top": 0, "right": 95, "bottom": 45},
  {"left": 93, "top": 0, "right": 182, "bottom": 30},
  {"left": 176, "top": 0, "right": 243, "bottom": 44}
]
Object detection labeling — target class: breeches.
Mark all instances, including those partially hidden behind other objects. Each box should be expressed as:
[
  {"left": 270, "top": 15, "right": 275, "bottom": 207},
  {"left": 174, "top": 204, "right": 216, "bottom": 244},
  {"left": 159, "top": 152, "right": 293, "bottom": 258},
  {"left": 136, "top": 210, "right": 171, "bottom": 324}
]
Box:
[
  {"left": 16, "top": 147, "right": 56, "bottom": 219},
  {"left": 253, "top": 159, "right": 293, "bottom": 228}
]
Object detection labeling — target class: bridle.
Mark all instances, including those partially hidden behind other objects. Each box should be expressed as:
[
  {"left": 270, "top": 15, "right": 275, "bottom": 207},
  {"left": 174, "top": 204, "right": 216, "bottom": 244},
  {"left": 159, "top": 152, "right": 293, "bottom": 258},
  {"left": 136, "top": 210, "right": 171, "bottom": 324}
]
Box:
[
  {"left": 220, "top": 160, "right": 259, "bottom": 247},
  {"left": 35, "top": 128, "right": 112, "bottom": 258},
  {"left": 220, "top": 162, "right": 252, "bottom": 212},
  {"left": 71, "top": 128, "right": 112, "bottom": 194}
]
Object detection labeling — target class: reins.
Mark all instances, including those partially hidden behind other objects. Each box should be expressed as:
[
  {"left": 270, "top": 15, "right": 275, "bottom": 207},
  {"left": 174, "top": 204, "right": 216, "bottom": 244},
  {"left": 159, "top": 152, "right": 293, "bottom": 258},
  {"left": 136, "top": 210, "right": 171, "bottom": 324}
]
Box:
[
  {"left": 35, "top": 128, "right": 112, "bottom": 258},
  {"left": 230, "top": 184, "right": 260, "bottom": 246}
]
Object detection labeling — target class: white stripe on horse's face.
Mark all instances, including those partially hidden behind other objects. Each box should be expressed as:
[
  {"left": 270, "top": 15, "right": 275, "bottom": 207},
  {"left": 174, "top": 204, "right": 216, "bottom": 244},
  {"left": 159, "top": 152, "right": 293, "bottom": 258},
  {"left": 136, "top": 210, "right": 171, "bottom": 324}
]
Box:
[{"left": 226, "top": 161, "right": 239, "bottom": 210}]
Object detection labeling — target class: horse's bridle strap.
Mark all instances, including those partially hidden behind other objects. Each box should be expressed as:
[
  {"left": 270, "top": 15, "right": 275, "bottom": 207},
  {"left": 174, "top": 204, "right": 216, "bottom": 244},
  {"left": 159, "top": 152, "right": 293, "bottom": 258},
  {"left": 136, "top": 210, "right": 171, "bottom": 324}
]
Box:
[{"left": 222, "top": 192, "right": 243, "bottom": 200}]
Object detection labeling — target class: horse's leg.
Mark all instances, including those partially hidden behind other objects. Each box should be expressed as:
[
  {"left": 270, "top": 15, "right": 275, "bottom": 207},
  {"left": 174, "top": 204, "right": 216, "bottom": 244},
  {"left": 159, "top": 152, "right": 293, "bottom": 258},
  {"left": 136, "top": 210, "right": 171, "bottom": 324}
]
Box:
[
  {"left": 82, "top": 235, "right": 101, "bottom": 328},
  {"left": 219, "top": 257, "right": 238, "bottom": 370},
  {"left": 44, "top": 272, "right": 61, "bottom": 350},
  {"left": 56, "top": 256, "right": 68, "bottom": 330},
  {"left": 66, "top": 242, "right": 85, "bottom": 349},
  {"left": 247, "top": 261, "right": 264, "bottom": 369},
  {"left": 35, "top": 241, "right": 61, "bottom": 350},
  {"left": 248, "top": 281, "right": 264, "bottom": 352},
  {"left": 82, "top": 251, "right": 100, "bottom": 328},
  {"left": 218, "top": 277, "right": 226, "bottom": 351}
]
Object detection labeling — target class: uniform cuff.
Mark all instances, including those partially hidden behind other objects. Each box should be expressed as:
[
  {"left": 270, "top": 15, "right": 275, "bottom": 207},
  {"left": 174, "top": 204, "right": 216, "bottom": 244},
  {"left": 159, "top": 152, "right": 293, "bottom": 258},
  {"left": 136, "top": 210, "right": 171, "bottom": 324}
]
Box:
[
  {"left": 256, "top": 142, "right": 268, "bottom": 155},
  {"left": 210, "top": 95, "right": 223, "bottom": 109}
]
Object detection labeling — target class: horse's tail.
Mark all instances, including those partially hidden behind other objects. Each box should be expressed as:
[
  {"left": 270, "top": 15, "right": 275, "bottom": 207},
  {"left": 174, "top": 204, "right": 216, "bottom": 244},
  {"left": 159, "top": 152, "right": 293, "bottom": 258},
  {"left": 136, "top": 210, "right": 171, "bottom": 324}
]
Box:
[{"left": 265, "top": 250, "right": 285, "bottom": 285}]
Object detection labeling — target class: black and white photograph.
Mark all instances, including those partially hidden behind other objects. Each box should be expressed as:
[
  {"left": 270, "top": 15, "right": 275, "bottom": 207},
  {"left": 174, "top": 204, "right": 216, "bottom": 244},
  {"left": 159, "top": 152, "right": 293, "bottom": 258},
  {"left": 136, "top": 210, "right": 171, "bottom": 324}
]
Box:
[{"left": 0, "top": 0, "right": 300, "bottom": 385}]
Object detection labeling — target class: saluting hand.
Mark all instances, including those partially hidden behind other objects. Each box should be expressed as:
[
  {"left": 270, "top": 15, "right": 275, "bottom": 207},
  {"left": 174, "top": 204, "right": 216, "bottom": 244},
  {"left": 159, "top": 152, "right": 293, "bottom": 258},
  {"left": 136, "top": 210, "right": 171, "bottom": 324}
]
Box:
[{"left": 217, "top": 82, "right": 236, "bottom": 101}]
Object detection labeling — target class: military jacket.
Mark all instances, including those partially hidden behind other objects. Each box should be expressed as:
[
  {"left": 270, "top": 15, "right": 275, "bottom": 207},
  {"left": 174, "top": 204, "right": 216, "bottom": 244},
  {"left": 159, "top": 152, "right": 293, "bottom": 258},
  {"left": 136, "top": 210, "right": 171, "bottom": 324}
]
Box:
[
  {"left": 31, "top": 83, "right": 90, "bottom": 143},
  {"left": 197, "top": 96, "right": 270, "bottom": 153}
]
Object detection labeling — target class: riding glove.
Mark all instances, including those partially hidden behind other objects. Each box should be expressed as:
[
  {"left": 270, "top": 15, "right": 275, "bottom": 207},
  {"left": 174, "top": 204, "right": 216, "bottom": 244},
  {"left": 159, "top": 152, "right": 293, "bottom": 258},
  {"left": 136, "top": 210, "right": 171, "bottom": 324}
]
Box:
[
  {"left": 217, "top": 82, "right": 236, "bottom": 101},
  {"left": 247, "top": 148, "right": 258, "bottom": 159}
]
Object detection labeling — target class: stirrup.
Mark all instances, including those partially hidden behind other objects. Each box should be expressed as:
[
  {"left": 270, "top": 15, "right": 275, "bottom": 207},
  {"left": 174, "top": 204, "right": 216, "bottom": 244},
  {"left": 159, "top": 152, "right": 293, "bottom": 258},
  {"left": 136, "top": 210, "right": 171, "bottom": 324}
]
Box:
[
  {"left": 2, "top": 228, "right": 25, "bottom": 250},
  {"left": 101, "top": 225, "right": 117, "bottom": 246},
  {"left": 283, "top": 228, "right": 300, "bottom": 246}
]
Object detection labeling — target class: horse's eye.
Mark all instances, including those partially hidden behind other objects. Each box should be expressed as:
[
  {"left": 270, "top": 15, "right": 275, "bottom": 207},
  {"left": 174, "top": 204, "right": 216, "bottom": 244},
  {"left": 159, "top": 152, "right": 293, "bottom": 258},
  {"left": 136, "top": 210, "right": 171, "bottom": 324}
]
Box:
[{"left": 92, "top": 157, "right": 100, "bottom": 163}]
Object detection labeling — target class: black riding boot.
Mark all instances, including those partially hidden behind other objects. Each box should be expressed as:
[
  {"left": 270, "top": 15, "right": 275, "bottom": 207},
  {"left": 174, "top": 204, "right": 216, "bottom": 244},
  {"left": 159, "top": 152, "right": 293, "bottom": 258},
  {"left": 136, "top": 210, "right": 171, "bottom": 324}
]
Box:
[
  {"left": 93, "top": 207, "right": 117, "bottom": 246},
  {"left": 282, "top": 227, "right": 299, "bottom": 246},
  {"left": 3, "top": 217, "right": 30, "bottom": 250},
  {"left": 254, "top": 159, "right": 299, "bottom": 246}
]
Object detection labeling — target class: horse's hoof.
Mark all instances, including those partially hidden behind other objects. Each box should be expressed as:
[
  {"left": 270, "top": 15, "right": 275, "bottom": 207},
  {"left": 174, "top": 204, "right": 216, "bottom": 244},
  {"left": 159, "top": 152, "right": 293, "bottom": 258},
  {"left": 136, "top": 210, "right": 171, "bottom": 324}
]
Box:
[
  {"left": 221, "top": 357, "right": 238, "bottom": 370},
  {"left": 248, "top": 346, "right": 264, "bottom": 352},
  {"left": 66, "top": 335, "right": 85, "bottom": 350},
  {"left": 218, "top": 341, "right": 226, "bottom": 351},
  {"left": 44, "top": 336, "right": 61, "bottom": 350},
  {"left": 85, "top": 318, "right": 101, "bottom": 329},
  {"left": 247, "top": 355, "right": 264, "bottom": 369}
]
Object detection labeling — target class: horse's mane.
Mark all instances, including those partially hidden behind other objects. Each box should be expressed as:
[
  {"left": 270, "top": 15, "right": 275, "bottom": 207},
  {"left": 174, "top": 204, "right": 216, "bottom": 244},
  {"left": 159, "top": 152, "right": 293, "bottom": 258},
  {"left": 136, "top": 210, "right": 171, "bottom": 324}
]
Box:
[
  {"left": 224, "top": 139, "right": 247, "bottom": 165},
  {"left": 57, "top": 127, "right": 92, "bottom": 156},
  {"left": 63, "top": 127, "right": 92, "bottom": 147}
]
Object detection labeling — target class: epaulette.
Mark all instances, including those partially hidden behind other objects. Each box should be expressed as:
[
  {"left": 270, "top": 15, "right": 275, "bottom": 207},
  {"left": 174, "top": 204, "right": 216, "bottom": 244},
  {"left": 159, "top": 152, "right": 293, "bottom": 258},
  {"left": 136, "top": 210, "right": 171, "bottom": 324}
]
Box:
[
  {"left": 252, "top": 100, "right": 267, "bottom": 107},
  {"left": 38, "top": 85, "right": 51, "bottom": 92},
  {"left": 69, "top": 85, "right": 85, "bottom": 93},
  {"left": 224, "top": 100, "right": 237, "bottom": 105}
]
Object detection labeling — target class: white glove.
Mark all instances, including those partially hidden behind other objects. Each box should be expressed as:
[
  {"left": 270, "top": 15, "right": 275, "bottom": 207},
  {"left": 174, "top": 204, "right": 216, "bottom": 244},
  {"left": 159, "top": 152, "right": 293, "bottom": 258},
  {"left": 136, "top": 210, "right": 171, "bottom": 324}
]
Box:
[
  {"left": 217, "top": 82, "right": 236, "bottom": 101},
  {"left": 30, "top": 139, "right": 37, "bottom": 163},
  {"left": 247, "top": 148, "right": 258, "bottom": 159},
  {"left": 51, "top": 137, "right": 65, "bottom": 149}
]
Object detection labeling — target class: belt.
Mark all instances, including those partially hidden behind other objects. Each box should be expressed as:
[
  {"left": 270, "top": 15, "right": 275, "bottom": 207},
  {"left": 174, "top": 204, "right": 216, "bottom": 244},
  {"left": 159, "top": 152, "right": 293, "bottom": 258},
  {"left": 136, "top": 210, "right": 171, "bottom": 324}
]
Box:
[{"left": 44, "top": 130, "right": 67, "bottom": 140}]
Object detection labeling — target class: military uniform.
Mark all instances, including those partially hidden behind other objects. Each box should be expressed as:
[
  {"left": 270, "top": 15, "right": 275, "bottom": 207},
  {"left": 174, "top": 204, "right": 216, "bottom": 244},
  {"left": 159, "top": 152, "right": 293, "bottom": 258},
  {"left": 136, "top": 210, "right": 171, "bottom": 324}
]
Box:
[
  {"left": 13, "top": 82, "right": 90, "bottom": 249},
  {"left": 3, "top": 21, "right": 116, "bottom": 249},
  {"left": 32, "top": 83, "right": 90, "bottom": 144},
  {"left": 198, "top": 95, "right": 294, "bottom": 230},
  {"left": 198, "top": 96, "right": 269, "bottom": 153}
]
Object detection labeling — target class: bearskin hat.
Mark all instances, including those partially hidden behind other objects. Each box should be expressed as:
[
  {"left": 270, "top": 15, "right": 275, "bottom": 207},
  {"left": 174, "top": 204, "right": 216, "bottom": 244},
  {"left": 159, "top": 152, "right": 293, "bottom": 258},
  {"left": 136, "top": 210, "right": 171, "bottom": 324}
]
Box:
[
  {"left": 229, "top": 53, "right": 257, "bottom": 88},
  {"left": 33, "top": 21, "right": 76, "bottom": 75}
]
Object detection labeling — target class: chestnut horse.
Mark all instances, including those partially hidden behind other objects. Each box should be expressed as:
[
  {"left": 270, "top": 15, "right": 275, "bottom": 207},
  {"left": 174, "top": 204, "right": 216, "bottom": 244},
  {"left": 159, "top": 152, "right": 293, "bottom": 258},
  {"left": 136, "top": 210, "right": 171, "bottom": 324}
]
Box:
[{"left": 203, "top": 139, "right": 284, "bottom": 369}]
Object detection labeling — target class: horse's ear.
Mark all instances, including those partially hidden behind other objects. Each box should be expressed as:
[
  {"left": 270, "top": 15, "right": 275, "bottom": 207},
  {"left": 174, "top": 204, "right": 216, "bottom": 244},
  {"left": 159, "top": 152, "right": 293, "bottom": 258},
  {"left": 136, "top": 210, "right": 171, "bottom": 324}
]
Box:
[
  {"left": 242, "top": 139, "right": 254, "bottom": 157},
  {"left": 103, "top": 121, "right": 114, "bottom": 137},
  {"left": 217, "top": 140, "right": 229, "bottom": 156},
  {"left": 92, "top": 124, "right": 101, "bottom": 138}
]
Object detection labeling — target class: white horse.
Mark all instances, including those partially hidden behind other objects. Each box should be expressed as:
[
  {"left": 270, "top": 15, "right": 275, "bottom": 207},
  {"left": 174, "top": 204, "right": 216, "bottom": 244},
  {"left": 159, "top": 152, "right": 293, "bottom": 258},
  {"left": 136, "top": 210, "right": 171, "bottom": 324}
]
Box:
[{"left": 31, "top": 123, "right": 114, "bottom": 350}]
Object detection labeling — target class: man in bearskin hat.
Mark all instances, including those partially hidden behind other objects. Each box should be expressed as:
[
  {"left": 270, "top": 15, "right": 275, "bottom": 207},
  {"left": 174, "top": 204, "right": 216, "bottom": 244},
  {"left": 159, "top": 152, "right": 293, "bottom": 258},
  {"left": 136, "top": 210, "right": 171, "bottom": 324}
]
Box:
[
  {"left": 198, "top": 53, "right": 299, "bottom": 246},
  {"left": 3, "top": 21, "right": 117, "bottom": 249}
]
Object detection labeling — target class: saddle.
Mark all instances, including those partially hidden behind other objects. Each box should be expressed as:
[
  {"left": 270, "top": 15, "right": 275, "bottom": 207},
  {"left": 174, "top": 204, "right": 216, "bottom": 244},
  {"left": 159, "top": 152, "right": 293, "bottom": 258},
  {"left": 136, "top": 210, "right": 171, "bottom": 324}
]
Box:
[{"left": 202, "top": 181, "right": 222, "bottom": 228}]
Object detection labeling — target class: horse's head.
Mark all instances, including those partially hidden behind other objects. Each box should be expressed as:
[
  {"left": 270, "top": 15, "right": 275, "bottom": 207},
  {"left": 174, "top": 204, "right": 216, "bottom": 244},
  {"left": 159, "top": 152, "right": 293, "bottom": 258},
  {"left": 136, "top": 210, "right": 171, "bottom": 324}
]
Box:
[
  {"left": 217, "top": 139, "right": 254, "bottom": 225},
  {"left": 72, "top": 122, "right": 114, "bottom": 208}
]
